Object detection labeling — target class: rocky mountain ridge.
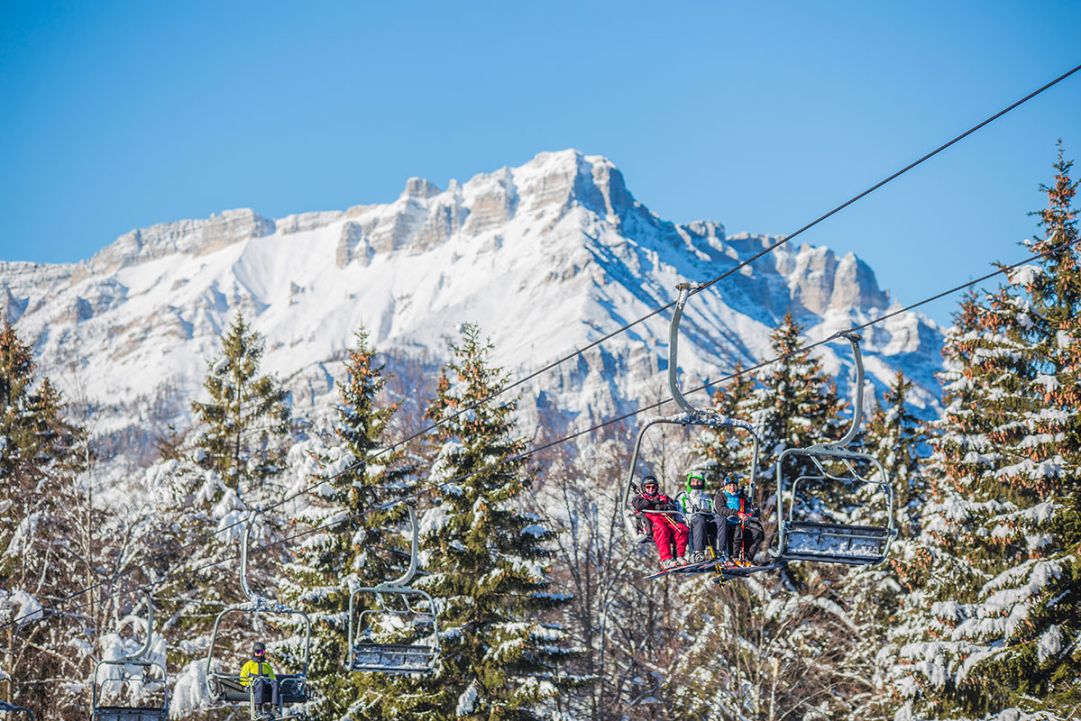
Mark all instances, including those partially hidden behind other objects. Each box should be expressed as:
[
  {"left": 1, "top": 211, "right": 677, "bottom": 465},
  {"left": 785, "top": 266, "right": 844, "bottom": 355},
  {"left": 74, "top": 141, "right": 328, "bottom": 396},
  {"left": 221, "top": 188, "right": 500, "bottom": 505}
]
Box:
[{"left": 0, "top": 150, "right": 942, "bottom": 465}]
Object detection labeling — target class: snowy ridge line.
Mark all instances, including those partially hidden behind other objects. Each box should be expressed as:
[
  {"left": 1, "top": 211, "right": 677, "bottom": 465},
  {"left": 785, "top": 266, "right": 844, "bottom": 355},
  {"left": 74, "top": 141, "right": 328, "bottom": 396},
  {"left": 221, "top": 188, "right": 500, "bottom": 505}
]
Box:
[
  {"left": 5, "top": 232, "right": 1076, "bottom": 637},
  {"left": 204, "top": 61, "right": 1081, "bottom": 537}
]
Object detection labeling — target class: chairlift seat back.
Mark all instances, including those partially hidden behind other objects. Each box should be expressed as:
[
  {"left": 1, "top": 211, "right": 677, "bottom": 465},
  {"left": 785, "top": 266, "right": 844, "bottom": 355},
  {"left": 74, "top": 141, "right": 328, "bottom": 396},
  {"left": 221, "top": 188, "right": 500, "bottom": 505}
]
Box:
[
  {"left": 209, "top": 675, "right": 251, "bottom": 704},
  {"left": 349, "top": 584, "right": 440, "bottom": 675},
  {"left": 92, "top": 659, "right": 168, "bottom": 721},
  {"left": 781, "top": 520, "right": 892, "bottom": 564},
  {"left": 350, "top": 642, "right": 436, "bottom": 674}
]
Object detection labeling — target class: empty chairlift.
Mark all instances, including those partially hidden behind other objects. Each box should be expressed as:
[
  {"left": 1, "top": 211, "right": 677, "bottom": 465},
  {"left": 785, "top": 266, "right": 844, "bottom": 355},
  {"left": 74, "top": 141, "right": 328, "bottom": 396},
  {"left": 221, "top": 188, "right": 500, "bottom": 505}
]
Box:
[
  {"left": 348, "top": 505, "right": 440, "bottom": 674},
  {"left": 90, "top": 595, "right": 169, "bottom": 721},
  {"left": 772, "top": 332, "right": 897, "bottom": 565}
]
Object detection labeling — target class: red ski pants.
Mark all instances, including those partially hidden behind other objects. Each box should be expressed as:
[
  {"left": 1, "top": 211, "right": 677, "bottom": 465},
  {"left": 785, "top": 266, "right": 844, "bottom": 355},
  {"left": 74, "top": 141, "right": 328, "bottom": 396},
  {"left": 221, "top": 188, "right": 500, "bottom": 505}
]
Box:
[{"left": 647, "top": 513, "right": 689, "bottom": 561}]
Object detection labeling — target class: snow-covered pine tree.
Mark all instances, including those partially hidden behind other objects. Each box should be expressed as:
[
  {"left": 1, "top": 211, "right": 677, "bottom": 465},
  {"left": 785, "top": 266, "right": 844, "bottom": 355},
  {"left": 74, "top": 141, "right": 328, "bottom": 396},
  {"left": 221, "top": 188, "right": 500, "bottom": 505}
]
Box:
[
  {"left": 892, "top": 147, "right": 1081, "bottom": 719},
  {"left": 153, "top": 313, "right": 295, "bottom": 718},
  {"left": 861, "top": 371, "right": 928, "bottom": 545},
  {"left": 190, "top": 312, "right": 291, "bottom": 502},
  {"left": 280, "top": 328, "right": 416, "bottom": 720},
  {"left": 0, "top": 322, "right": 91, "bottom": 718},
  {"left": 378, "top": 323, "right": 578, "bottom": 720},
  {"left": 751, "top": 314, "right": 844, "bottom": 505}
]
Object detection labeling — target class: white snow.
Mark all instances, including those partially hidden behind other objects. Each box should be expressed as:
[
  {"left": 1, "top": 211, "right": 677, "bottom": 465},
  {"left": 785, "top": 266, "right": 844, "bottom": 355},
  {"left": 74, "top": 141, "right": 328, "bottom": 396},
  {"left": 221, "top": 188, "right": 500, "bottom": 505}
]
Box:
[
  {"left": 419, "top": 505, "right": 450, "bottom": 537},
  {"left": 169, "top": 659, "right": 210, "bottom": 719},
  {"left": 2, "top": 590, "right": 43, "bottom": 626},
  {"left": 456, "top": 681, "right": 479, "bottom": 716},
  {"left": 1035, "top": 624, "right": 1063, "bottom": 663}
]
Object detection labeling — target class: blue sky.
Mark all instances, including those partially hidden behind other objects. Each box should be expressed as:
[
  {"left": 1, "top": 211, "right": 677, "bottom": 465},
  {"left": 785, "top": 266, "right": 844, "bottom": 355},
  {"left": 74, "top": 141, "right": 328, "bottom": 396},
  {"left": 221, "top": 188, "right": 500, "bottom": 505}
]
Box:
[{"left": 1, "top": 1, "right": 1079, "bottom": 323}]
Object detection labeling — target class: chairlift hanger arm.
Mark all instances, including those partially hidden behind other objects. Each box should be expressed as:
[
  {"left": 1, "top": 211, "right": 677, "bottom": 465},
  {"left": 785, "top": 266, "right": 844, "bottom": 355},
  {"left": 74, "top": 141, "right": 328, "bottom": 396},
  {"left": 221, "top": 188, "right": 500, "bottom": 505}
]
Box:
[
  {"left": 815, "top": 331, "right": 865, "bottom": 449},
  {"left": 120, "top": 593, "right": 156, "bottom": 664},
  {"left": 380, "top": 505, "right": 420, "bottom": 589},
  {"left": 668, "top": 283, "right": 699, "bottom": 415}
]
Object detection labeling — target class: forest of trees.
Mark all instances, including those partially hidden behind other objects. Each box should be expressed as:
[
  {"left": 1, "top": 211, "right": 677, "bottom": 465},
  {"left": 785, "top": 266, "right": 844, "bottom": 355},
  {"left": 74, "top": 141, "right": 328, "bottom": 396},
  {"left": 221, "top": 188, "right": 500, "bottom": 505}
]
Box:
[{"left": 0, "top": 151, "right": 1078, "bottom": 721}]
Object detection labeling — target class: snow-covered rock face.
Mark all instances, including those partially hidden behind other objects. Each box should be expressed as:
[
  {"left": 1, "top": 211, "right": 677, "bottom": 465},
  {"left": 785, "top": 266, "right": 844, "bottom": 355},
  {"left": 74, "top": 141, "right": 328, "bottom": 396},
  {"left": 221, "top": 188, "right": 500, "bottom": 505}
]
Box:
[{"left": 0, "top": 149, "right": 942, "bottom": 463}]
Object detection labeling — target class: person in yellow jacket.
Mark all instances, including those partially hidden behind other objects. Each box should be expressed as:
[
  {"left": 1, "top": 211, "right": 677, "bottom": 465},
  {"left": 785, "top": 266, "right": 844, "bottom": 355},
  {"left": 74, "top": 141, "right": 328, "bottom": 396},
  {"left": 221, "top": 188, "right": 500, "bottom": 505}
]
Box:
[
  {"left": 239, "top": 642, "right": 276, "bottom": 685},
  {"left": 239, "top": 642, "right": 278, "bottom": 717}
]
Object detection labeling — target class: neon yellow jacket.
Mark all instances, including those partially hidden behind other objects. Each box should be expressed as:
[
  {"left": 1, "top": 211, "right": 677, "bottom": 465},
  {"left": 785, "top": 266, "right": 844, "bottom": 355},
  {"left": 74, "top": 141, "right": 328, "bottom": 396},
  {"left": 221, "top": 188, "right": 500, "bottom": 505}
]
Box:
[{"left": 239, "top": 659, "right": 276, "bottom": 686}]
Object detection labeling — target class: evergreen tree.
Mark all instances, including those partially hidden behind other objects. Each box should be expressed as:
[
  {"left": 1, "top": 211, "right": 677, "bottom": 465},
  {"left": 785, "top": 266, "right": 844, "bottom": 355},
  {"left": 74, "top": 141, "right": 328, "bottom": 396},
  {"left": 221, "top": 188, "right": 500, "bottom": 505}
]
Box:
[
  {"left": 751, "top": 314, "right": 844, "bottom": 499},
  {"left": 281, "top": 328, "right": 415, "bottom": 720},
  {"left": 378, "top": 324, "right": 578, "bottom": 720},
  {"left": 191, "top": 313, "right": 291, "bottom": 501},
  {"left": 861, "top": 371, "right": 928, "bottom": 543},
  {"left": 892, "top": 147, "right": 1081, "bottom": 719},
  {"left": 0, "top": 322, "right": 90, "bottom": 718}
]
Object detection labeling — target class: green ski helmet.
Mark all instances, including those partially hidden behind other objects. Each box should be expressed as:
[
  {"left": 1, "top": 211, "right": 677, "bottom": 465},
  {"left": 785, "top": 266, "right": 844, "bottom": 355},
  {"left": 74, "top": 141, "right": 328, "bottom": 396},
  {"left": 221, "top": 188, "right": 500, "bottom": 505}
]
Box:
[{"left": 686, "top": 469, "right": 708, "bottom": 493}]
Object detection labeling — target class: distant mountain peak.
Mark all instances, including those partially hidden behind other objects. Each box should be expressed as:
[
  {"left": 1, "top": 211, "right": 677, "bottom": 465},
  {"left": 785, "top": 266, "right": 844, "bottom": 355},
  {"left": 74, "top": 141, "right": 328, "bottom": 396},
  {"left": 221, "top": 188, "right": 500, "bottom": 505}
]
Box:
[{"left": 0, "top": 150, "right": 944, "bottom": 469}]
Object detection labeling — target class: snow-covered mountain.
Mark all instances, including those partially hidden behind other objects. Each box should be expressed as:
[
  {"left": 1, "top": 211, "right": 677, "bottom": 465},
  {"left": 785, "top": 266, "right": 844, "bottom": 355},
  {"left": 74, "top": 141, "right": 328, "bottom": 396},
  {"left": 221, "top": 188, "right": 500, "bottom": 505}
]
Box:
[{"left": 0, "top": 149, "right": 942, "bottom": 463}]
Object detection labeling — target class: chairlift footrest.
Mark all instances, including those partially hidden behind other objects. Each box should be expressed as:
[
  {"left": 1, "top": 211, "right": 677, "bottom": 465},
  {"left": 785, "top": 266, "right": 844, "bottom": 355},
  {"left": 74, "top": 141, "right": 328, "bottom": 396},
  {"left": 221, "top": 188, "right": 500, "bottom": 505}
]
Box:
[{"left": 92, "top": 710, "right": 168, "bottom": 721}]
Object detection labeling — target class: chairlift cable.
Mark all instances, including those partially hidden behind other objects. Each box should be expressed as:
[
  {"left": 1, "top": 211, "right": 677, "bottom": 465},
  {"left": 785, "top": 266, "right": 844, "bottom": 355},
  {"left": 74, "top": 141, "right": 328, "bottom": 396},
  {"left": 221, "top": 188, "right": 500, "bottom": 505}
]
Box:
[{"left": 6, "top": 232, "right": 1076, "bottom": 635}]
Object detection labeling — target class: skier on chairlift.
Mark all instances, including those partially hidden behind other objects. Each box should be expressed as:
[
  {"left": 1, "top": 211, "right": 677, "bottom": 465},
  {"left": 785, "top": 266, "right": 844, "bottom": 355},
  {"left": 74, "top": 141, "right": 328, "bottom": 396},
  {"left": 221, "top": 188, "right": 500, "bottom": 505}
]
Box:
[
  {"left": 675, "top": 469, "right": 721, "bottom": 564},
  {"left": 632, "top": 475, "right": 690, "bottom": 569},
  {"left": 239, "top": 642, "right": 278, "bottom": 720},
  {"left": 715, "top": 475, "right": 764, "bottom": 567}
]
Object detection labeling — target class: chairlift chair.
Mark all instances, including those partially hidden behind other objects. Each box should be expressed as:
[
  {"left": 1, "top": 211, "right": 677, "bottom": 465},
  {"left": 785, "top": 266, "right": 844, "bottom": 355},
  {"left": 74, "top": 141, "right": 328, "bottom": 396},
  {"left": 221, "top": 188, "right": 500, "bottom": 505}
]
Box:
[
  {"left": 205, "top": 515, "right": 312, "bottom": 719},
  {"left": 771, "top": 332, "right": 897, "bottom": 565},
  {"left": 90, "top": 595, "right": 169, "bottom": 721},
  {"left": 621, "top": 283, "right": 766, "bottom": 574},
  {"left": 0, "top": 701, "right": 35, "bottom": 721},
  {"left": 348, "top": 505, "right": 440, "bottom": 674}
]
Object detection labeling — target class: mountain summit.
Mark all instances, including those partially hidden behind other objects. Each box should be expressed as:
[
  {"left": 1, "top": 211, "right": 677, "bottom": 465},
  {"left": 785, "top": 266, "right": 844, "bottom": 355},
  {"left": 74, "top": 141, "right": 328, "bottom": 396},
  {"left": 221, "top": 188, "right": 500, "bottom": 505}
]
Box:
[{"left": 0, "top": 150, "right": 941, "bottom": 462}]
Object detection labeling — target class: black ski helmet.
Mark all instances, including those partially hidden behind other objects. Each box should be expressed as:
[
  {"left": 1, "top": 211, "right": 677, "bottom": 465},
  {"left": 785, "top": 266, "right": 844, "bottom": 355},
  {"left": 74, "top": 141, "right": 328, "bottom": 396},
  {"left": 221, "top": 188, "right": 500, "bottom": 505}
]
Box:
[
  {"left": 641, "top": 475, "right": 659, "bottom": 492},
  {"left": 253, "top": 642, "right": 266, "bottom": 657}
]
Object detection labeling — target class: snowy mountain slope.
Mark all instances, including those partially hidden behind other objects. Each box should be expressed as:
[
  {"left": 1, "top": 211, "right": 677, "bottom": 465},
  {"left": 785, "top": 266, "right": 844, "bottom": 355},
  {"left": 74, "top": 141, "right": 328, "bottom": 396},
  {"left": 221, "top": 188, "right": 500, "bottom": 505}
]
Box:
[{"left": 0, "top": 150, "right": 942, "bottom": 462}]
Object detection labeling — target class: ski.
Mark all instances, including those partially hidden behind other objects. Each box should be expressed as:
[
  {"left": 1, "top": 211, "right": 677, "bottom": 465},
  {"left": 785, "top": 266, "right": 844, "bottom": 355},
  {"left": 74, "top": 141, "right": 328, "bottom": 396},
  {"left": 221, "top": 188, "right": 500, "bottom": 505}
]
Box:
[
  {"left": 645, "top": 559, "right": 717, "bottom": 579},
  {"left": 646, "top": 559, "right": 776, "bottom": 580}
]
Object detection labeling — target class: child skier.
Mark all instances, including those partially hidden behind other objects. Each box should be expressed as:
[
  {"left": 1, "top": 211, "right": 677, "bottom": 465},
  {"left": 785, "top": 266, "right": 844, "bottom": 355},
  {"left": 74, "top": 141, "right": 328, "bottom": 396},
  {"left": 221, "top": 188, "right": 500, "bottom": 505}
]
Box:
[
  {"left": 714, "top": 475, "right": 765, "bottom": 566},
  {"left": 632, "top": 475, "right": 690, "bottom": 569},
  {"left": 675, "top": 469, "right": 721, "bottom": 563}
]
